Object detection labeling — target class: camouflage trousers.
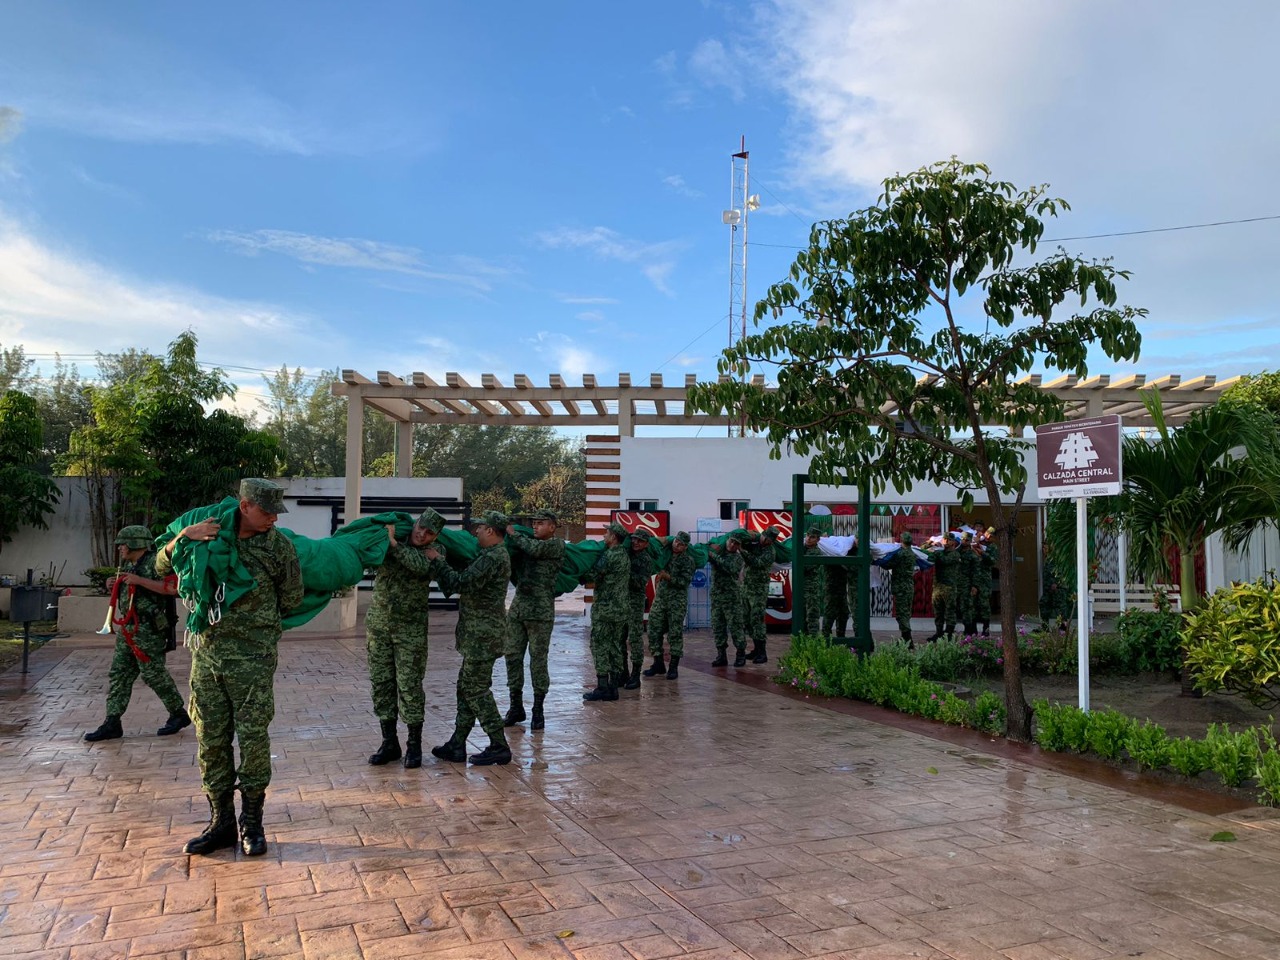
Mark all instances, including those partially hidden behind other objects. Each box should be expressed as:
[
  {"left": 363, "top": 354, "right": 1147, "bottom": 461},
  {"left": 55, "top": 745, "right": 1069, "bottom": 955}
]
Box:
[
  {"left": 892, "top": 584, "right": 915, "bottom": 637},
  {"left": 190, "top": 652, "right": 277, "bottom": 796},
  {"left": 366, "top": 622, "right": 428, "bottom": 724},
  {"left": 743, "top": 583, "right": 768, "bottom": 647},
  {"left": 647, "top": 587, "right": 688, "bottom": 657},
  {"left": 505, "top": 616, "right": 552, "bottom": 696},
  {"left": 931, "top": 584, "right": 957, "bottom": 634},
  {"left": 451, "top": 653, "right": 507, "bottom": 746},
  {"left": 710, "top": 594, "right": 745, "bottom": 652},
  {"left": 971, "top": 587, "right": 992, "bottom": 625},
  {"left": 589, "top": 618, "right": 625, "bottom": 676},
  {"left": 824, "top": 586, "right": 849, "bottom": 638},
  {"left": 622, "top": 595, "right": 647, "bottom": 666},
  {"left": 104, "top": 629, "right": 184, "bottom": 718}
]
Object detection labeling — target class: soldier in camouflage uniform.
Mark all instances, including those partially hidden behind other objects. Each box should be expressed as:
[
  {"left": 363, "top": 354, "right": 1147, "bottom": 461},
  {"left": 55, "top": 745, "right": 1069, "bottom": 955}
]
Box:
[
  {"left": 886, "top": 532, "right": 919, "bottom": 645},
  {"left": 824, "top": 542, "right": 851, "bottom": 640},
  {"left": 802, "top": 527, "right": 826, "bottom": 636},
  {"left": 583, "top": 523, "right": 630, "bottom": 702},
  {"left": 925, "top": 535, "right": 960, "bottom": 641},
  {"left": 503, "top": 509, "right": 566, "bottom": 730},
  {"left": 426, "top": 511, "right": 513, "bottom": 766},
  {"left": 956, "top": 534, "right": 979, "bottom": 636},
  {"left": 742, "top": 526, "right": 779, "bottom": 664},
  {"left": 158, "top": 479, "right": 303, "bottom": 858},
  {"left": 84, "top": 525, "right": 190, "bottom": 743},
  {"left": 972, "top": 529, "right": 997, "bottom": 637},
  {"left": 708, "top": 532, "right": 747, "bottom": 667},
  {"left": 621, "top": 528, "right": 655, "bottom": 690},
  {"left": 643, "top": 530, "right": 696, "bottom": 680},
  {"left": 365, "top": 508, "right": 446, "bottom": 770}
]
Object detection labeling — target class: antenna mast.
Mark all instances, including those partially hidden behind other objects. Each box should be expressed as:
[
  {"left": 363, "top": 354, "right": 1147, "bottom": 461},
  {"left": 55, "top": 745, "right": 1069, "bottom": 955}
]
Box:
[{"left": 724, "top": 136, "right": 754, "bottom": 437}]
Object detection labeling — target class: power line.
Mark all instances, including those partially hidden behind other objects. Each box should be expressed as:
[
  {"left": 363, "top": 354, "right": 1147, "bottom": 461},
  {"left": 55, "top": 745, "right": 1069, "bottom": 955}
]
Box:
[{"left": 655, "top": 315, "right": 725, "bottom": 372}]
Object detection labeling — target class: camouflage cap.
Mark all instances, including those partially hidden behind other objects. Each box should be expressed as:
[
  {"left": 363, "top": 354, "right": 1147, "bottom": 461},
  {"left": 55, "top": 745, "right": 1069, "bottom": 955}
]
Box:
[
  {"left": 529, "top": 508, "right": 559, "bottom": 523},
  {"left": 899, "top": 532, "right": 913, "bottom": 545},
  {"left": 629, "top": 528, "right": 653, "bottom": 541},
  {"left": 760, "top": 526, "right": 780, "bottom": 541},
  {"left": 605, "top": 522, "right": 628, "bottom": 540},
  {"left": 727, "top": 529, "right": 750, "bottom": 544},
  {"left": 674, "top": 531, "right": 691, "bottom": 545},
  {"left": 473, "top": 510, "right": 509, "bottom": 530},
  {"left": 239, "top": 478, "right": 288, "bottom": 514},
  {"left": 114, "top": 525, "right": 153, "bottom": 549},
  {"left": 805, "top": 525, "right": 824, "bottom": 538},
  {"left": 414, "top": 507, "right": 446, "bottom": 534}
]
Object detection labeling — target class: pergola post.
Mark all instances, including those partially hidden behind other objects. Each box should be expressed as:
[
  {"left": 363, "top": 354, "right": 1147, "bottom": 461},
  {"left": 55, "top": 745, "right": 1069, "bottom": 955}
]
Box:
[
  {"left": 344, "top": 390, "right": 364, "bottom": 525},
  {"left": 395, "top": 421, "right": 413, "bottom": 477}
]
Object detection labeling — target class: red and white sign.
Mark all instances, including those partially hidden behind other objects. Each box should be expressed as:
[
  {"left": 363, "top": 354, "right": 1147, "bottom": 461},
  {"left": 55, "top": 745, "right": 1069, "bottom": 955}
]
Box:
[
  {"left": 740, "top": 509, "right": 793, "bottom": 541},
  {"left": 610, "top": 510, "right": 670, "bottom": 537},
  {"left": 1035, "top": 415, "right": 1123, "bottom": 500}
]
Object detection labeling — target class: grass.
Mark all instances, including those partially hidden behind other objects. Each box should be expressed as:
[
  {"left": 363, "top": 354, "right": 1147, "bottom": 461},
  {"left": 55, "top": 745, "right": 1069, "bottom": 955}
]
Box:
[{"left": 0, "top": 620, "right": 59, "bottom": 674}]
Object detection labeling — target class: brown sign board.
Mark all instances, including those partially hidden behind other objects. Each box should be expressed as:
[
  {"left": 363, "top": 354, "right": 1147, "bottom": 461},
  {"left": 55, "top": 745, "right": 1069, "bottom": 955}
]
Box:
[{"left": 1034, "top": 415, "right": 1123, "bottom": 500}]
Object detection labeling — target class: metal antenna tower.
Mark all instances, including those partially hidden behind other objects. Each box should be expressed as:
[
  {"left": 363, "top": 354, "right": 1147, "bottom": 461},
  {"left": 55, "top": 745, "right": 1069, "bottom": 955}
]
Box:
[{"left": 722, "top": 136, "right": 759, "bottom": 437}]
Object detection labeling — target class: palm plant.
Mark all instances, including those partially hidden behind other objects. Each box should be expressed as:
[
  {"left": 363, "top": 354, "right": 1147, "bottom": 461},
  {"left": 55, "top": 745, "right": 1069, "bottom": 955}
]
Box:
[{"left": 1117, "top": 389, "right": 1280, "bottom": 609}]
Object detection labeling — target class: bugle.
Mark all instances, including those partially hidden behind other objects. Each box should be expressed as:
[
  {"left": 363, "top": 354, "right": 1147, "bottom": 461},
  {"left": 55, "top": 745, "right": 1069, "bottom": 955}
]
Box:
[{"left": 97, "top": 564, "right": 124, "bottom": 635}]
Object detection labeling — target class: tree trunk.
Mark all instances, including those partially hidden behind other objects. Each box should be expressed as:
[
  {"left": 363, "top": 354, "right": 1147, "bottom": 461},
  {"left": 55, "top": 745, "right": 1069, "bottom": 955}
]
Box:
[
  {"left": 1180, "top": 549, "right": 1198, "bottom": 611},
  {"left": 991, "top": 503, "right": 1032, "bottom": 741}
]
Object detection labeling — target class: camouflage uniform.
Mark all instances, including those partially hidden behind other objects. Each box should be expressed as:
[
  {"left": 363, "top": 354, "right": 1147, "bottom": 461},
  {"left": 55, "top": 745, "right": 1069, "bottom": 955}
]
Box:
[
  {"left": 623, "top": 531, "right": 655, "bottom": 677},
  {"left": 366, "top": 512, "right": 444, "bottom": 728},
  {"left": 973, "top": 540, "right": 997, "bottom": 636},
  {"left": 585, "top": 525, "right": 631, "bottom": 700},
  {"left": 103, "top": 545, "right": 186, "bottom": 720},
  {"left": 708, "top": 540, "right": 746, "bottom": 660},
  {"left": 825, "top": 563, "right": 850, "bottom": 639},
  {"left": 648, "top": 538, "right": 696, "bottom": 659},
  {"left": 956, "top": 540, "right": 978, "bottom": 635},
  {"left": 504, "top": 511, "right": 565, "bottom": 726},
  {"left": 803, "top": 535, "right": 827, "bottom": 636},
  {"left": 926, "top": 542, "right": 961, "bottom": 639},
  {"left": 742, "top": 529, "right": 778, "bottom": 659},
  {"left": 430, "top": 515, "right": 512, "bottom": 758},
  {"left": 886, "top": 537, "right": 918, "bottom": 642}
]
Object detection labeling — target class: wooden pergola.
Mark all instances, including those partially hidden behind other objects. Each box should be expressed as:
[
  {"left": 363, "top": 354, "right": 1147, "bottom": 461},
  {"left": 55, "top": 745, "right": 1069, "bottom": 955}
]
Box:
[{"left": 331, "top": 369, "right": 1235, "bottom": 525}]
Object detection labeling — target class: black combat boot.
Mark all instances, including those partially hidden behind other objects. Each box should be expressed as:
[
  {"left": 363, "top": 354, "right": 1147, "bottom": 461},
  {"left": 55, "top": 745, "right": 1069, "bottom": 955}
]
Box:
[
  {"left": 238, "top": 791, "right": 267, "bottom": 857},
  {"left": 431, "top": 735, "right": 467, "bottom": 762},
  {"left": 666, "top": 656, "right": 680, "bottom": 680},
  {"left": 927, "top": 617, "right": 944, "bottom": 643},
  {"left": 184, "top": 791, "right": 237, "bottom": 856},
  {"left": 624, "top": 663, "right": 642, "bottom": 690},
  {"left": 964, "top": 622, "right": 977, "bottom": 637},
  {"left": 156, "top": 707, "right": 191, "bottom": 736},
  {"left": 368, "top": 719, "right": 402, "bottom": 765},
  {"left": 752, "top": 641, "right": 768, "bottom": 664},
  {"left": 84, "top": 715, "right": 123, "bottom": 742},
  {"left": 711, "top": 650, "right": 728, "bottom": 667},
  {"left": 744, "top": 644, "right": 761, "bottom": 661},
  {"left": 642, "top": 654, "right": 666, "bottom": 677},
  {"left": 733, "top": 648, "right": 747, "bottom": 667},
  {"left": 981, "top": 621, "right": 990, "bottom": 638},
  {"left": 503, "top": 691, "right": 526, "bottom": 726},
  {"left": 901, "top": 631, "right": 913, "bottom": 650},
  {"left": 469, "top": 738, "right": 513, "bottom": 766},
  {"left": 403, "top": 723, "right": 423, "bottom": 769},
  {"left": 531, "top": 692, "right": 545, "bottom": 730},
  {"left": 583, "top": 674, "right": 614, "bottom": 702}
]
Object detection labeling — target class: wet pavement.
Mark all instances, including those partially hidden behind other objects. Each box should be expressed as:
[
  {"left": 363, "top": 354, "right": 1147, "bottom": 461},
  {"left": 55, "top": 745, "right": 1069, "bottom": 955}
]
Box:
[{"left": 4, "top": 612, "right": 1280, "bottom": 959}]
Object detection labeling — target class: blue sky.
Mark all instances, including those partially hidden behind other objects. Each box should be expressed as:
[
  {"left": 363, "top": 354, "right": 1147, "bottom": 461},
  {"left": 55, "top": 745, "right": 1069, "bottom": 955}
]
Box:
[{"left": 1, "top": 1, "right": 1277, "bottom": 417}]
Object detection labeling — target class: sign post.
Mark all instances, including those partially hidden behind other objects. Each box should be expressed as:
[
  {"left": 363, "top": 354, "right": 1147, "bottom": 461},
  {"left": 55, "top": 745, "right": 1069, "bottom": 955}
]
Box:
[{"left": 1035, "top": 415, "right": 1123, "bottom": 711}]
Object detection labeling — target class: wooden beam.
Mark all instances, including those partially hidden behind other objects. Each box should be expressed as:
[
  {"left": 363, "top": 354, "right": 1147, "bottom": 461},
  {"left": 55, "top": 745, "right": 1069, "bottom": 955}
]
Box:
[
  {"left": 411, "top": 372, "right": 472, "bottom": 415},
  {"left": 447, "top": 372, "right": 501, "bottom": 415},
  {"left": 482, "top": 373, "right": 526, "bottom": 415},
  {"left": 582, "top": 374, "right": 608, "bottom": 415},
  {"left": 550, "top": 374, "right": 579, "bottom": 415},
  {"left": 515, "top": 373, "right": 553, "bottom": 416}
]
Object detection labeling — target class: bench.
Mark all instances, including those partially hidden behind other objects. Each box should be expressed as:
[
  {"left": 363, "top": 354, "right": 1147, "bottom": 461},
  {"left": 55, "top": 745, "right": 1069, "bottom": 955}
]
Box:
[{"left": 1088, "top": 583, "right": 1182, "bottom": 623}]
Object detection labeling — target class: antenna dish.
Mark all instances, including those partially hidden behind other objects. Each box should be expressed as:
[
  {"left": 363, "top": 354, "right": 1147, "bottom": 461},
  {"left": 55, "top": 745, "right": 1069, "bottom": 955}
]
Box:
[{"left": 721, "top": 210, "right": 741, "bottom": 225}]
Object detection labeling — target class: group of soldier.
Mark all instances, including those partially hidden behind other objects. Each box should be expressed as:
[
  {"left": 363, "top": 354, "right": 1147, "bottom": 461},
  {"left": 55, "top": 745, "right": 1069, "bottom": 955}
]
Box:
[{"left": 924, "top": 530, "right": 999, "bottom": 642}]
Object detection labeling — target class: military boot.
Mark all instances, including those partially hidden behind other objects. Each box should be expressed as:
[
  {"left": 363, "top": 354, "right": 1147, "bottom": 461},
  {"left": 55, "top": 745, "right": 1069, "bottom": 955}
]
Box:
[
  {"left": 624, "top": 663, "right": 642, "bottom": 690},
  {"left": 752, "top": 641, "right": 768, "bottom": 664},
  {"left": 531, "top": 692, "right": 545, "bottom": 730},
  {"left": 642, "top": 654, "right": 666, "bottom": 677},
  {"left": 469, "top": 738, "right": 512, "bottom": 766},
  {"left": 503, "top": 691, "right": 526, "bottom": 726},
  {"left": 901, "top": 631, "right": 913, "bottom": 650},
  {"left": 84, "top": 715, "right": 123, "bottom": 742},
  {"left": 431, "top": 735, "right": 467, "bottom": 763},
  {"left": 981, "top": 621, "right": 990, "bottom": 638},
  {"left": 733, "top": 648, "right": 747, "bottom": 667},
  {"left": 583, "top": 674, "right": 614, "bottom": 702},
  {"left": 711, "top": 649, "right": 728, "bottom": 667},
  {"left": 184, "top": 791, "right": 237, "bottom": 856},
  {"left": 666, "top": 656, "right": 680, "bottom": 680},
  {"left": 964, "top": 621, "right": 978, "bottom": 637},
  {"left": 744, "top": 644, "right": 762, "bottom": 661},
  {"left": 403, "top": 723, "right": 423, "bottom": 769},
  {"left": 156, "top": 707, "right": 191, "bottom": 736},
  {"left": 368, "top": 719, "right": 402, "bottom": 765},
  {"left": 238, "top": 791, "right": 267, "bottom": 857}
]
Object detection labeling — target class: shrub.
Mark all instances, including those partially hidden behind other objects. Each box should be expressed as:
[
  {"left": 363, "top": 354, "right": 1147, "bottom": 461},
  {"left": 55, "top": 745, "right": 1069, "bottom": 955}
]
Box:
[
  {"left": 1205, "top": 724, "right": 1261, "bottom": 788},
  {"left": 1167, "top": 737, "right": 1213, "bottom": 777},
  {"left": 1116, "top": 605, "right": 1184, "bottom": 674},
  {"left": 1256, "top": 732, "right": 1280, "bottom": 806},
  {"left": 914, "top": 636, "right": 972, "bottom": 682},
  {"left": 1183, "top": 576, "right": 1280, "bottom": 707},
  {"left": 1086, "top": 709, "right": 1135, "bottom": 761},
  {"left": 969, "top": 691, "right": 1006, "bottom": 734},
  {"left": 1060, "top": 705, "right": 1093, "bottom": 753},
  {"left": 1126, "top": 721, "right": 1173, "bottom": 771},
  {"left": 83, "top": 566, "right": 118, "bottom": 597},
  {"left": 1033, "top": 699, "right": 1074, "bottom": 751}
]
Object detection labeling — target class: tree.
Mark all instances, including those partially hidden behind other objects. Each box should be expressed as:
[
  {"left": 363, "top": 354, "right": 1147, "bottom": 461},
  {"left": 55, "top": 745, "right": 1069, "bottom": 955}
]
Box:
[
  {"left": 1115, "top": 390, "right": 1280, "bottom": 609},
  {"left": 1221, "top": 370, "right": 1280, "bottom": 422},
  {"left": 0, "top": 390, "right": 60, "bottom": 554},
  {"left": 0, "top": 343, "right": 34, "bottom": 394},
  {"left": 687, "top": 159, "right": 1145, "bottom": 741},
  {"left": 258, "top": 366, "right": 349, "bottom": 476},
  {"left": 517, "top": 461, "right": 586, "bottom": 525},
  {"left": 32, "top": 356, "right": 93, "bottom": 473}
]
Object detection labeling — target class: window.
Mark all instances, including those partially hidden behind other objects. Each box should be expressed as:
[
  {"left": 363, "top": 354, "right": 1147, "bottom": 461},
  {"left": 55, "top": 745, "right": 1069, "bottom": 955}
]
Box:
[
  {"left": 627, "top": 499, "right": 658, "bottom": 511},
  {"left": 719, "top": 500, "right": 750, "bottom": 521}
]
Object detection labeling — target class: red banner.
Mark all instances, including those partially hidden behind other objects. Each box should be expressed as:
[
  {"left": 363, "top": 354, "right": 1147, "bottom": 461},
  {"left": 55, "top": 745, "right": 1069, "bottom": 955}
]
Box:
[{"left": 610, "top": 511, "right": 670, "bottom": 537}]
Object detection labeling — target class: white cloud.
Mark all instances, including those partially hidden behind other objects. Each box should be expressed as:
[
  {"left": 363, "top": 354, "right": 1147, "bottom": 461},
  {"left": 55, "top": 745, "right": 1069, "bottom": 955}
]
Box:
[
  {"left": 207, "top": 229, "right": 513, "bottom": 294},
  {"left": 688, "top": 39, "right": 744, "bottom": 101},
  {"left": 556, "top": 294, "right": 619, "bottom": 305},
  {"left": 536, "top": 225, "right": 685, "bottom": 295},
  {"left": 525, "top": 331, "right": 609, "bottom": 380},
  {"left": 0, "top": 106, "right": 21, "bottom": 143},
  {"left": 662, "top": 174, "right": 704, "bottom": 199}
]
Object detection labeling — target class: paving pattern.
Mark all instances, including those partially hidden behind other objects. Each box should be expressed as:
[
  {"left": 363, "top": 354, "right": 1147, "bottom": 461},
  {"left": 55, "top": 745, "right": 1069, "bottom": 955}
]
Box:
[{"left": 4, "top": 613, "right": 1280, "bottom": 960}]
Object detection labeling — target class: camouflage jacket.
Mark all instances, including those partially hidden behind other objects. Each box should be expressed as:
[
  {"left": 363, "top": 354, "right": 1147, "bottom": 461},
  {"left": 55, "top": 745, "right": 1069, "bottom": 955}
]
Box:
[
  {"left": 628, "top": 547, "right": 655, "bottom": 604},
  {"left": 367, "top": 541, "right": 443, "bottom": 629},
  {"left": 927, "top": 547, "right": 961, "bottom": 588},
  {"left": 658, "top": 549, "right": 697, "bottom": 596},
  {"left": 121, "top": 549, "right": 172, "bottom": 642},
  {"left": 803, "top": 544, "right": 826, "bottom": 594},
  {"left": 590, "top": 544, "right": 631, "bottom": 622},
  {"left": 707, "top": 549, "right": 743, "bottom": 598},
  {"left": 159, "top": 526, "right": 303, "bottom": 660},
  {"left": 432, "top": 543, "right": 510, "bottom": 656},
  {"left": 886, "top": 545, "right": 917, "bottom": 588},
  {"left": 742, "top": 541, "right": 775, "bottom": 590},
  {"left": 508, "top": 533, "right": 565, "bottom": 622},
  {"left": 974, "top": 545, "right": 997, "bottom": 591},
  {"left": 956, "top": 548, "right": 977, "bottom": 591}
]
